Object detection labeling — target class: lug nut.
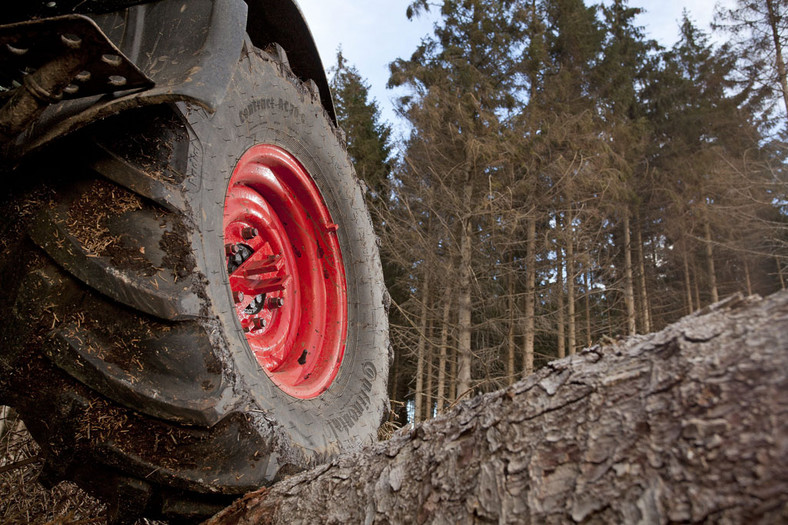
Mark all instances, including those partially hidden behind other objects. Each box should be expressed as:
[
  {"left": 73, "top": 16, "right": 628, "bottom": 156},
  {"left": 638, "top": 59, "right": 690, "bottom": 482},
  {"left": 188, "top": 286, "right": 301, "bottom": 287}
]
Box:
[
  {"left": 232, "top": 290, "right": 244, "bottom": 303},
  {"left": 241, "top": 227, "right": 259, "bottom": 240},
  {"left": 225, "top": 243, "right": 239, "bottom": 256},
  {"left": 266, "top": 297, "right": 284, "bottom": 309},
  {"left": 252, "top": 317, "right": 267, "bottom": 330}
]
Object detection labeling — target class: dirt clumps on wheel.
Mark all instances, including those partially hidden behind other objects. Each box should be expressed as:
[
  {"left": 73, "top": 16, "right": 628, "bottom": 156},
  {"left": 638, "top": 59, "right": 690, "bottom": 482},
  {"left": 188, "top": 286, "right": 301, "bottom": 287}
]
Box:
[{"left": 0, "top": 1, "right": 389, "bottom": 522}]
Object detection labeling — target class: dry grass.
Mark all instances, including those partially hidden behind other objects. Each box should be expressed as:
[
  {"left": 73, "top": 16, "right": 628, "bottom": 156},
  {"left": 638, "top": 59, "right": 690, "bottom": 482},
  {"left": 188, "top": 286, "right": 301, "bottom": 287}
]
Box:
[{"left": 0, "top": 407, "right": 107, "bottom": 524}]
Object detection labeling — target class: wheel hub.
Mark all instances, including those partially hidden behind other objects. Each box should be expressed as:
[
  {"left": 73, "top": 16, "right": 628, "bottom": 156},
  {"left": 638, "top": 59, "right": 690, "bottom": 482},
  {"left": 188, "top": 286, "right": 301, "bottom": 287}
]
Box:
[{"left": 223, "top": 145, "right": 347, "bottom": 398}]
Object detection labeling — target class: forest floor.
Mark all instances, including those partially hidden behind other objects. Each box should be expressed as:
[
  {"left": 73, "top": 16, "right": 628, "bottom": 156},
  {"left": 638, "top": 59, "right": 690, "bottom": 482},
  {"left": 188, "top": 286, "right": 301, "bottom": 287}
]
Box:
[{"left": 0, "top": 412, "right": 107, "bottom": 524}]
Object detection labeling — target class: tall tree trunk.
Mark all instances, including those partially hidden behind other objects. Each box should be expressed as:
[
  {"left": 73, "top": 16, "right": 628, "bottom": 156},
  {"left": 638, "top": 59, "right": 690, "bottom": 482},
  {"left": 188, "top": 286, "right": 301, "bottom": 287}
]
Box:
[
  {"left": 693, "top": 258, "right": 702, "bottom": 310},
  {"left": 744, "top": 259, "right": 753, "bottom": 296},
  {"left": 523, "top": 216, "right": 536, "bottom": 376},
  {"left": 437, "top": 287, "right": 452, "bottom": 412},
  {"left": 636, "top": 220, "right": 651, "bottom": 333},
  {"left": 507, "top": 269, "right": 517, "bottom": 385},
  {"left": 704, "top": 219, "right": 719, "bottom": 303},
  {"left": 457, "top": 203, "right": 473, "bottom": 399},
  {"left": 389, "top": 345, "right": 399, "bottom": 417},
  {"left": 556, "top": 244, "right": 566, "bottom": 359},
  {"left": 449, "top": 341, "right": 457, "bottom": 403},
  {"left": 208, "top": 293, "right": 788, "bottom": 525},
  {"left": 566, "top": 213, "right": 576, "bottom": 355},
  {"left": 584, "top": 268, "right": 592, "bottom": 348},
  {"left": 623, "top": 212, "right": 636, "bottom": 335},
  {"left": 766, "top": 0, "right": 788, "bottom": 120},
  {"left": 683, "top": 239, "right": 694, "bottom": 314},
  {"left": 414, "top": 273, "right": 431, "bottom": 423},
  {"left": 425, "top": 320, "right": 434, "bottom": 421}
]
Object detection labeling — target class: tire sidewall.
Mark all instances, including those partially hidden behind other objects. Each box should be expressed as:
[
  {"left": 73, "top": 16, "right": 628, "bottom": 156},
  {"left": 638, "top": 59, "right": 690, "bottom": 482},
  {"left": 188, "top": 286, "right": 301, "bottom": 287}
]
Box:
[{"left": 180, "top": 48, "right": 388, "bottom": 458}]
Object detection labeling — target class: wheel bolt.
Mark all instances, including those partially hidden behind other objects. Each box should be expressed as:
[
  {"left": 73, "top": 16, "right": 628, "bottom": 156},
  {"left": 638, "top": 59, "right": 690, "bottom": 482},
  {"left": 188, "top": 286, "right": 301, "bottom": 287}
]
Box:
[
  {"left": 241, "top": 227, "right": 258, "bottom": 240},
  {"left": 266, "top": 297, "right": 284, "bottom": 309},
  {"left": 252, "top": 317, "right": 267, "bottom": 330},
  {"left": 232, "top": 290, "right": 244, "bottom": 303},
  {"left": 225, "top": 243, "right": 239, "bottom": 256}
]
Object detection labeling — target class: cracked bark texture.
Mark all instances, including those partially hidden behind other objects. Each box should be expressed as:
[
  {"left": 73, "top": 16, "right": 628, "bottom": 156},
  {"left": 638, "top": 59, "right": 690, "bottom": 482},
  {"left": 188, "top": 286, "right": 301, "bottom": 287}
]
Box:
[{"left": 206, "top": 292, "right": 788, "bottom": 525}]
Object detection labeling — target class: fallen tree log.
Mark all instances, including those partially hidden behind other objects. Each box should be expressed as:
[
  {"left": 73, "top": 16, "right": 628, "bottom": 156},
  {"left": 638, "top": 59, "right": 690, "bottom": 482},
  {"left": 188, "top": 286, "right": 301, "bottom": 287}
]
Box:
[{"left": 206, "top": 292, "right": 788, "bottom": 524}]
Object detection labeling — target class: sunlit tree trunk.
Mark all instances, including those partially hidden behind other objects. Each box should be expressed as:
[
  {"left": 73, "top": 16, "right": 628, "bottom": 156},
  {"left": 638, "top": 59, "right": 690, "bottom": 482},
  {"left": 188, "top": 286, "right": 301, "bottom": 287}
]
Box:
[
  {"left": 744, "top": 259, "right": 753, "bottom": 296},
  {"left": 414, "top": 272, "right": 430, "bottom": 423},
  {"left": 425, "top": 319, "right": 433, "bottom": 421},
  {"left": 507, "top": 269, "right": 517, "bottom": 385},
  {"left": 584, "top": 268, "right": 592, "bottom": 348},
  {"left": 704, "top": 219, "right": 719, "bottom": 303},
  {"left": 623, "top": 212, "right": 636, "bottom": 335},
  {"left": 566, "top": 212, "right": 577, "bottom": 355},
  {"left": 556, "top": 244, "right": 566, "bottom": 359},
  {"left": 683, "top": 245, "right": 694, "bottom": 315},
  {"left": 636, "top": 221, "right": 651, "bottom": 333},
  {"left": 457, "top": 185, "right": 473, "bottom": 398},
  {"left": 437, "top": 286, "right": 451, "bottom": 412},
  {"left": 449, "top": 342, "right": 457, "bottom": 403},
  {"left": 523, "top": 216, "right": 536, "bottom": 376},
  {"left": 693, "top": 258, "right": 702, "bottom": 310}
]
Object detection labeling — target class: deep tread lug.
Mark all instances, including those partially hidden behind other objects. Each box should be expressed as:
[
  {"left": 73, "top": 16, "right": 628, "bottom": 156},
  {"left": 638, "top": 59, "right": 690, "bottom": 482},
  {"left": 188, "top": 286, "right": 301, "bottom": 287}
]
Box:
[
  {"left": 89, "top": 141, "right": 189, "bottom": 214},
  {"left": 15, "top": 266, "right": 229, "bottom": 425},
  {"left": 306, "top": 78, "right": 320, "bottom": 100},
  {"left": 106, "top": 477, "right": 152, "bottom": 525},
  {"left": 49, "top": 322, "right": 231, "bottom": 426},
  {"left": 267, "top": 42, "right": 290, "bottom": 69},
  {"left": 30, "top": 205, "right": 203, "bottom": 321},
  {"left": 95, "top": 412, "right": 298, "bottom": 495}
]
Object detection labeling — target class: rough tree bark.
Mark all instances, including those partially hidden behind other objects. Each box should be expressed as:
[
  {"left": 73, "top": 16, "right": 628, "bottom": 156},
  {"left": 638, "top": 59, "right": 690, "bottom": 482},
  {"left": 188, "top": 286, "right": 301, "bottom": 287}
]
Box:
[{"left": 206, "top": 292, "right": 788, "bottom": 525}]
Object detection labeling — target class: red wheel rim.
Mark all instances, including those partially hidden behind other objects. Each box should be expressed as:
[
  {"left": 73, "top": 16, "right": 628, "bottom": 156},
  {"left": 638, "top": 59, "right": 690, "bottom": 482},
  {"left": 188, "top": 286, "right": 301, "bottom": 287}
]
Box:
[{"left": 223, "top": 145, "right": 347, "bottom": 398}]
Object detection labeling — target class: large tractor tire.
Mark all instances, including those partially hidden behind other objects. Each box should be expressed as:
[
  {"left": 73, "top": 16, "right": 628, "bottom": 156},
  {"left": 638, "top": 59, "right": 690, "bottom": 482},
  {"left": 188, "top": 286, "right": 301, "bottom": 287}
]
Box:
[{"left": 0, "top": 40, "right": 389, "bottom": 522}]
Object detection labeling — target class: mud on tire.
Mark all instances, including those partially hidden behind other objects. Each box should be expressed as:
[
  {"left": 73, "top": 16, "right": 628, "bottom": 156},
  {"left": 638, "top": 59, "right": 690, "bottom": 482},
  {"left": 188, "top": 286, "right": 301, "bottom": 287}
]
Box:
[{"left": 0, "top": 41, "right": 389, "bottom": 522}]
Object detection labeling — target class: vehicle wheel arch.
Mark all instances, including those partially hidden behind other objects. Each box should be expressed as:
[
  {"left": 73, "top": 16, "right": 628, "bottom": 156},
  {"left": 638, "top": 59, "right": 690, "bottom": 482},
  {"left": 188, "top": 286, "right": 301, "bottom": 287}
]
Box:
[{"left": 244, "top": 0, "right": 337, "bottom": 124}]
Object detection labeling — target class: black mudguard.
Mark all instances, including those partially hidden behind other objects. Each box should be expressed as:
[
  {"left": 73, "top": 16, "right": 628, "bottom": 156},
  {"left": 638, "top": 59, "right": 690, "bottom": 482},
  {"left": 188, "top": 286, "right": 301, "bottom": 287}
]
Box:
[
  {"left": 246, "top": 0, "right": 336, "bottom": 123},
  {"left": 2, "top": 0, "right": 335, "bottom": 161}
]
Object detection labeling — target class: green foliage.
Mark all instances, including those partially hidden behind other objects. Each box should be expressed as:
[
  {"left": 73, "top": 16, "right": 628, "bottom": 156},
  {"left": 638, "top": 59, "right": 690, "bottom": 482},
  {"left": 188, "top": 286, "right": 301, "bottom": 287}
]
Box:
[{"left": 329, "top": 50, "right": 392, "bottom": 198}]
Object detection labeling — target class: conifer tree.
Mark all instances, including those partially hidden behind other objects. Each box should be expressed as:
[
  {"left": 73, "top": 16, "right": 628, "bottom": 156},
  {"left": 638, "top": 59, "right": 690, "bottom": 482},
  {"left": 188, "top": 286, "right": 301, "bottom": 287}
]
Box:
[
  {"left": 714, "top": 0, "right": 788, "bottom": 128},
  {"left": 389, "top": 0, "right": 520, "bottom": 399},
  {"left": 330, "top": 50, "right": 393, "bottom": 200},
  {"left": 643, "top": 14, "right": 775, "bottom": 316}
]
